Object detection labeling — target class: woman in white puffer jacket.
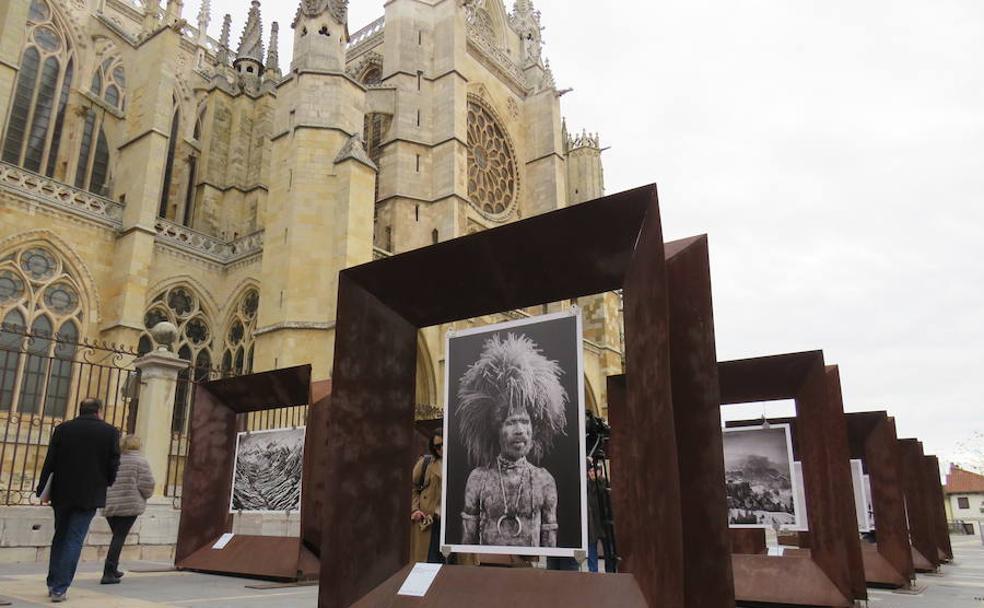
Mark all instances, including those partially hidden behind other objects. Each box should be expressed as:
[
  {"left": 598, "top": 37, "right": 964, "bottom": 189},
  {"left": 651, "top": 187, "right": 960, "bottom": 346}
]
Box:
[{"left": 101, "top": 434, "right": 155, "bottom": 584}]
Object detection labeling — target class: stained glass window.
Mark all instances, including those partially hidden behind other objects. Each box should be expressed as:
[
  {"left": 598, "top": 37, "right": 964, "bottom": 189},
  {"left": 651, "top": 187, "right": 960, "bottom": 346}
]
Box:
[
  {"left": 28, "top": 0, "right": 50, "bottom": 22},
  {"left": 159, "top": 109, "right": 180, "bottom": 218},
  {"left": 222, "top": 289, "right": 259, "bottom": 375},
  {"left": 89, "top": 55, "right": 125, "bottom": 111},
  {"left": 0, "top": 245, "right": 86, "bottom": 416},
  {"left": 1, "top": 5, "right": 74, "bottom": 177},
  {"left": 466, "top": 97, "right": 518, "bottom": 220},
  {"left": 21, "top": 248, "right": 57, "bottom": 281},
  {"left": 72, "top": 51, "right": 124, "bottom": 193},
  {"left": 139, "top": 285, "right": 216, "bottom": 433}
]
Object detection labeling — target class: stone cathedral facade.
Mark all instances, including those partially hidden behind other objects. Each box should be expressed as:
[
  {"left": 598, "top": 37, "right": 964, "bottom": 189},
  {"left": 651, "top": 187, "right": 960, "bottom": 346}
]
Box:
[{"left": 0, "top": 0, "right": 622, "bottom": 419}]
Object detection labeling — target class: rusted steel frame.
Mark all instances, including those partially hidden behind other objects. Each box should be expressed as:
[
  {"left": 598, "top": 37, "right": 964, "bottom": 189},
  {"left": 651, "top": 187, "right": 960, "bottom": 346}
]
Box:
[
  {"left": 615, "top": 190, "right": 683, "bottom": 607},
  {"left": 923, "top": 455, "right": 953, "bottom": 561},
  {"left": 847, "top": 413, "right": 914, "bottom": 585},
  {"left": 317, "top": 185, "right": 733, "bottom": 608},
  {"left": 315, "top": 276, "right": 418, "bottom": 608},
  {"left": 718, "top": 352, "right": 864, "bottom": 607},
  {"left": 175, "top": 365, "right": 312, "bottom": 571},
  {"left": 662, "top": 235, "right": 734, "bottom": 607},
  {"left": 351, "top": 564, "right": 648, "bottom": 607},
  {"left": 898, "top": 439, "right": 938, "bottom": 570},
  {"left": 824, "top": 367, "right": 867, "bottom": 600}
]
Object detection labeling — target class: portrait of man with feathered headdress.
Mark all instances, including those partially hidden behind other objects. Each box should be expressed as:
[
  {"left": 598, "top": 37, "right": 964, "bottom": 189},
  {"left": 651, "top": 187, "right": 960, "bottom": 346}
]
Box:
[{"left": 455, "top": 332, "right": 569, "bottom": 548}]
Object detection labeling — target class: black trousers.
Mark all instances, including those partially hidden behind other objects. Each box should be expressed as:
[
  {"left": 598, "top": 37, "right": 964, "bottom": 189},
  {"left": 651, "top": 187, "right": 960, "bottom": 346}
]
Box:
[
  {"left": 426, "top": 517, "right": 445, "bottom": 564},
  {"left": 104, "top": 516, "right": 137, "bottom": 575}
]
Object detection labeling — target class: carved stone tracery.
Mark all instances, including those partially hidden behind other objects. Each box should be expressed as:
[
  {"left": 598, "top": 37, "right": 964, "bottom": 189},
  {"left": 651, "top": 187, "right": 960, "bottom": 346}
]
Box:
[
  {"left": 295, "top": 0, "right": 348, "bottom": 27},
  {"left": 466, "top": 96, "right": 518, "bottom": 221}
]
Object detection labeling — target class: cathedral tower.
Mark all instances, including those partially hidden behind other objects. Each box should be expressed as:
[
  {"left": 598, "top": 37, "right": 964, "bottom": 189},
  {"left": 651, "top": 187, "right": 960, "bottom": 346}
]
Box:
[
  {"left": 565, "top": 128, "right": 605, "bottom": 205},
  {"left": 254, "top": 0, "right": 376, "bottom": 377}
]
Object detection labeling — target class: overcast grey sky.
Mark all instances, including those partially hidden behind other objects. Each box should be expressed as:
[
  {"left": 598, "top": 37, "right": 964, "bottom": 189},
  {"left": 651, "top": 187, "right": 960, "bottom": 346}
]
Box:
[{"left": 196, "top": 0, "right": 984, "bottom": 467}]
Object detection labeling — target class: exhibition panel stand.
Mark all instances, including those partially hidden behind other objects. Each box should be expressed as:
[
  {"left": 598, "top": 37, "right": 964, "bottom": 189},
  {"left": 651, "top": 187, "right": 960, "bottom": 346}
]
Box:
[
  {"left": 608, "top": 235, "right": 736, "bottom": 608},
  {"left": 352, "top": 565, "right": 647, "bottom": 607},
  {"left": 899, "top": 439, "right": 940, "bottom": 572},
  {"left": 845, "top": 412, "right": 915, "bottom": 588},
  {"left": 923, "top": 454, "right": 954, "bottom": 562},
  {"left": 175, "top": 365, "right": 321, "bottom": 580},
  {"left": 726, "top": 371, "right": 872, "bottom": 596},
  {"left": 313, "top": 185, "right": 733, "bottom": 608},
  {"left": 718, "top": 354, "right": 865, "bottom": 608}
]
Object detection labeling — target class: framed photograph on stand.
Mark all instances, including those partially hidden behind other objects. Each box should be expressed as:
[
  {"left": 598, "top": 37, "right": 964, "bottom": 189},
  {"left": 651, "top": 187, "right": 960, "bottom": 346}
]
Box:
[
  {"left": 229, "top": 427, "right": 305, "bottom": 514},
  {"left": 723, "top": 424, "right": 800, "bottom": 530},
  {"left": 440, "top": 309, "right": 588, "bottom": 558}
]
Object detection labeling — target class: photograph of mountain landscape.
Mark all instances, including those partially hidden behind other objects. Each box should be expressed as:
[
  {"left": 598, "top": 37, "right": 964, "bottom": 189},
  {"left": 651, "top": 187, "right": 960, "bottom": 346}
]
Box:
[
  {"left": 723, "top": 425, "right": 798, "bottom": 528},
  {"left": 230, "top": 427, "right": 305, "bottom": 513}
]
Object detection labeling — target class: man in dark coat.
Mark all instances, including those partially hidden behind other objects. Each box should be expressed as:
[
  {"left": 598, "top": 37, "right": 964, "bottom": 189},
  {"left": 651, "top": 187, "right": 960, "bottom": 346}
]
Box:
[{"left": 36, "top": 398, "right": 121, "bottom": 602}]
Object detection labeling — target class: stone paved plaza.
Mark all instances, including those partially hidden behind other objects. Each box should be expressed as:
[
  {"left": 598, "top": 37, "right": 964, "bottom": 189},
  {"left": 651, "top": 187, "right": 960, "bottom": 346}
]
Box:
[{"left": 1, "top": 535, "right": 982, "bottom": 607}]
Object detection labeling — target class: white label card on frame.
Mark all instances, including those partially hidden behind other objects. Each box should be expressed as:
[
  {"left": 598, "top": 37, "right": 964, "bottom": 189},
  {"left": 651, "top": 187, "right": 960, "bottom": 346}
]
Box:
[
  {"left": 211, "top": 533, "right": 234, "bottom": 550},
  {"left": 397, "top": 563, "right": 442, "bottom": 597}
]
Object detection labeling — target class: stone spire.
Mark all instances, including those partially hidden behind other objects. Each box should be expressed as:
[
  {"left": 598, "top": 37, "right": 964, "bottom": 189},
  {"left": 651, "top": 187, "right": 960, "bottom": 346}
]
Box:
[
  {"left": 165, "top": 0, "right": 184, "bottom": 26},
  {"left": 216, "top": 14, "right": 232, "bottom": 64},
  {"left": 236, "top": 0, "right": 265, "bottom": 65},
  {"left": 196, "top": 0, "right": 211, "bottom": 44},
  {"left": 265, "top": 22, "right": 281, "bottom": 78},
  {"left": 142, "top": 0, "right": 162, "bottom": 35},
  {"left": 293, "top": 0, "right": 348, "bottom": 27},
  {"left": 510, "top": 0, "right": 543, "bottom": 67}
]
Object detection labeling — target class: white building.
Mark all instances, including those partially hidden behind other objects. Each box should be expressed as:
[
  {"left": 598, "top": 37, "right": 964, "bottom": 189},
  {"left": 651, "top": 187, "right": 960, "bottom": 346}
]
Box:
[{"left": 944, "top": 464, "right": 984, "bottom": 535}]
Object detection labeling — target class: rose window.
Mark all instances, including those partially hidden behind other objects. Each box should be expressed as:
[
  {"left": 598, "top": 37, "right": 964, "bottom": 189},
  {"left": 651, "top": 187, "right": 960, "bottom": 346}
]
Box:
[{"left": 467, "top": 99, "right": 518, "bottom": 220}]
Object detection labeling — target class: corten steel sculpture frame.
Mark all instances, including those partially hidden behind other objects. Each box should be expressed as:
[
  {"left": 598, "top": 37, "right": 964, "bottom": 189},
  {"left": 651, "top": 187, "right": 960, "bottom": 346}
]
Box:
[
  {"left": 175, "top": 365, "right": 321, "bottom": 580},
  {"left": 844, "top": 412, "right": 915, "bottom": 587},
  {"left": 607, "top": 235, "right": 736, "bottom": 608},
  {"left": 717, "top": 356, "right": 866, "bottom": 608},
  {"left": 924, "top": 454, "right": 954, "bottom": 562},
  {"left": 899, "top": 439, "right": 941, "bottom": 571},
  {"left": 313, "top": 185, "right": 734, "bottom": 608}
]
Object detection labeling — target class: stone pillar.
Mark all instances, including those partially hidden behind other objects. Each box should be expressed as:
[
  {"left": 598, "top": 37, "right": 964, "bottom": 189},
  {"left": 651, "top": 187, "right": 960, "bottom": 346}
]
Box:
[{"left": 133, "top": 350, "right": 189, "bottom": 496}]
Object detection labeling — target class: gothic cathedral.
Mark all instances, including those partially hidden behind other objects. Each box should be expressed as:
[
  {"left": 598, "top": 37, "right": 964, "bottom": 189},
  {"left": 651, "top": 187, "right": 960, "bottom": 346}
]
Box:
[{"left": 0, "top": 0, "right": 622, "bottom": 420}]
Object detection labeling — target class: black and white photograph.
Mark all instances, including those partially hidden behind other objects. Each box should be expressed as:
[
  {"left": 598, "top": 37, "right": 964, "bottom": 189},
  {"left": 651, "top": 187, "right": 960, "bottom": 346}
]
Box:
[
  {"left": 850, "top": 459, "right": 871, "bottom": 532},
  {"left": 863, "top": 474, "right": 875, "bottom": 531},
  {"left": 723, "top": 425, "right": 799, "bottom": 529},
  {"left": 440, "top": 310, "right": 587, "bottom": 558},
  {"left": 230, "top": 427, "right": 305, "bottom": 513}
]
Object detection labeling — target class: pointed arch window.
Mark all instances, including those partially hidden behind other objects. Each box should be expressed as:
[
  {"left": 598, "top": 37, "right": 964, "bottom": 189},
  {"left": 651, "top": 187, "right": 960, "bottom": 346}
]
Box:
[
  {"left": 0, "top": 242, "right": 86, "bottom": 418},
  {"left": 139, "top": 285, "right": 215, "bottom": 431},
  {"left": 361, "top": 65, "right": 382, "bottom": 86},
  {"left": 222, "top": 288, "right": 259, "bottom": 376},
  {"left": 2, "top": 0, "right": 75, "bottom": 178},
  {"left": 159, "top": 106, "right": 180, "bottom": 218},
  {"left": 90, "top": 56, "right": 126, "bottom": 112},
  {"left": 74, "top": 109, "right": 110, "bottom": 195}
]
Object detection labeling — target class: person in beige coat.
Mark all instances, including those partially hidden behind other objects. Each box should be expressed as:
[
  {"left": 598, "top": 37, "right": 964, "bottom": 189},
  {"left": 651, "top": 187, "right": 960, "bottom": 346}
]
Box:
[
  {"left": 411, "top": 432, "right": 444, "bottom": 563},
  {"left": 100, "top": 435, "right": 155, "bottom": 584}
]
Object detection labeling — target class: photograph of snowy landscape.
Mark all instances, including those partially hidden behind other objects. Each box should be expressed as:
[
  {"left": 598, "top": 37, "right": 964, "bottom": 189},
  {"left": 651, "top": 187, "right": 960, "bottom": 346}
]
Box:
[
  {"left": 723, "top": 425, "right": 798, "bottom": 528},
  {"left": 230, "top": 427, "right": 305, "bottom": 513}
]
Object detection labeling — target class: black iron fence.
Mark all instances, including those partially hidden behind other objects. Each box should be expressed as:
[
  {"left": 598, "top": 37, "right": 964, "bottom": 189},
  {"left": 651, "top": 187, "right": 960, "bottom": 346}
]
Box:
[{"left": 0, "top": 322, "right": 139, "bottom": 506}]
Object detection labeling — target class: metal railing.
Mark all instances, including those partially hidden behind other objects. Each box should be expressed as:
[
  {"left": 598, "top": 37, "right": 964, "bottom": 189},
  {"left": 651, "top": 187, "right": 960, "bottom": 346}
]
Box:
[{"left": 0, "top": 323, "right": 139, "bottom": 505}]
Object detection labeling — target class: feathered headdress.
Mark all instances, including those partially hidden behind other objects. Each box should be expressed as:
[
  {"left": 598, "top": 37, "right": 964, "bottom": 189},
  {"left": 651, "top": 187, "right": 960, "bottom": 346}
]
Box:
[{"left": 457, "top": 333, "right": 568, "bottom": 467}]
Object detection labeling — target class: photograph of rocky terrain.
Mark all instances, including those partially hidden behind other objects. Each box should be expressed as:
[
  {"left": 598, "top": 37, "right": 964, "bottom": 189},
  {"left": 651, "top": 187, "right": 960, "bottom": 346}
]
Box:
[
  {"left": 722, "top": 425, "right": 798, "bottom": 528},
  {"left": 230, "top": 427, "right": 305, "bottom": 512}
]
